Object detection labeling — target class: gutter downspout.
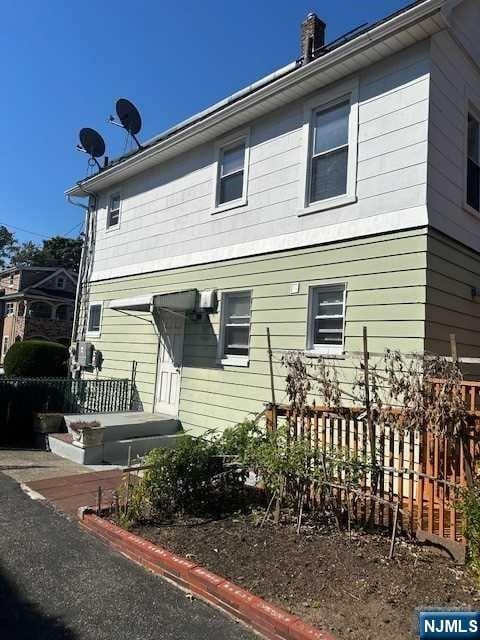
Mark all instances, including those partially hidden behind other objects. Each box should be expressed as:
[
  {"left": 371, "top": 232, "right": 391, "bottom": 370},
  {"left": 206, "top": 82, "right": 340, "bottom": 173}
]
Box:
[{"left": 66, "top": 188, "right": 97, "bottom": 376}]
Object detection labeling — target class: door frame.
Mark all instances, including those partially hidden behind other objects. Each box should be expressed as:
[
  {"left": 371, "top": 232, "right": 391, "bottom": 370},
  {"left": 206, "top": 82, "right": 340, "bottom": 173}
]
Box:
[{"left": 153, "top": 309, "right": 185, "bottom": 416}]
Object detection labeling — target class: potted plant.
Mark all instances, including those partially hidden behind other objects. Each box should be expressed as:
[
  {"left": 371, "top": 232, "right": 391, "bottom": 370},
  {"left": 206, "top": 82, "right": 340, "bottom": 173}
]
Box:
[{"left": 69, "top": 420, "right": 105, "bottom": 448}]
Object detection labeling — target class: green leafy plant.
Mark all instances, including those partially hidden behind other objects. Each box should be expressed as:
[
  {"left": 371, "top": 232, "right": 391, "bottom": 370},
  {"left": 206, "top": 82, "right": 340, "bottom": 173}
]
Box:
[
  {"left": 457, "top": 483, "right": 480, "bottom": 582},
  {"left": 4, "top": 340, "right": 69, "bottom": 377}
]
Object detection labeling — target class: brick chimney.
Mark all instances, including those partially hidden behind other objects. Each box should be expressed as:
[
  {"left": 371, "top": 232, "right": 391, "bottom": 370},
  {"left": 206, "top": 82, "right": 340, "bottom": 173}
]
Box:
[{"left": 301, "top": 12, "right": 326, "bottom": 64}]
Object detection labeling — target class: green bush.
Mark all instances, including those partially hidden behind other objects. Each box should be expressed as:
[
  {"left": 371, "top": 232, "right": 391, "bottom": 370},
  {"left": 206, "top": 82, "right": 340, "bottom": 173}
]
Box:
[
  {"left": 4, "top": 340, "right": 69, "bottom": 377},
  {"left": 457, "top": 483, "right": 480, "bottom": 582}
]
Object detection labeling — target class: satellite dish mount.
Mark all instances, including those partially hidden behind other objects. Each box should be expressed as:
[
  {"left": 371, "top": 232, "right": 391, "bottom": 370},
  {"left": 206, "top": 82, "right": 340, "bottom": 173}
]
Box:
[{"left": 108, "top": 98, "right": 143, "bottom": 149}]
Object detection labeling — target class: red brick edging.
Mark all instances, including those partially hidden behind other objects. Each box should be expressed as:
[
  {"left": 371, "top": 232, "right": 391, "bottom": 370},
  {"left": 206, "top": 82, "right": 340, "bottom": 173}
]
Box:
[{"left": 79, "top": 511, "right": 335, "bottom": 640}]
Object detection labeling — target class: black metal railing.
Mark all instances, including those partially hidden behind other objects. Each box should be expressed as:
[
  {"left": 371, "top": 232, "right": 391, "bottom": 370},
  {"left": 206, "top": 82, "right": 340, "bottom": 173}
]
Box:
[{"left": 0, "top": 377, "right": 132, "bottom": 441}]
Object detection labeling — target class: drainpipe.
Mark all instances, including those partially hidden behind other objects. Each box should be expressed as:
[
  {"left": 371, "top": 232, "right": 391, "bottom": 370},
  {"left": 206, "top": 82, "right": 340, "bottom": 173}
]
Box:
[{"left": 66, "top": 187, "right": 97, "bottom": 376}]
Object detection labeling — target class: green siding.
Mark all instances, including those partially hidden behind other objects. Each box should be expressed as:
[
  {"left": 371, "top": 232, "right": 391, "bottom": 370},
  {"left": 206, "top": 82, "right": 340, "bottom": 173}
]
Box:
[
  {"left": 426, "top": 230, "right": 480, "bottom": 367},
  {"left": 83, "top": 228, "right": 429, "bottom": 435}
]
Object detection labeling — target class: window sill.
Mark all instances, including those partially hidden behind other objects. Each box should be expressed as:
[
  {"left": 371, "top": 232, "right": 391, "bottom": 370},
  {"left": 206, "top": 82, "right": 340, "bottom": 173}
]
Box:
[
  {"left": 211, "top": 198, "right": 248, "bottom": 215},
  {"left": 105, "top": 224, "right": 120, "bottom": 233},
  {"left": 219, "top": 357, "right": 249, "bottom": 368},
  {"left": 298, "top": 194, "right": 357, "bottom": 217},
  {"left": 86, "top": 332, "right": 101, "bottom": 339},
  {"left": 304, "top": 350, "right": 345, "bottom": 360}
]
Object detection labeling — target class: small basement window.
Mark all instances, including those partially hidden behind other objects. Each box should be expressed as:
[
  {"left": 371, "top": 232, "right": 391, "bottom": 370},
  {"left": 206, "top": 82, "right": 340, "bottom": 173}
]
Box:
[
  {"left": 308, "top": 284, "right": 346, "bottom": 355},
  {"left": 220, "top": 291, "right": 252, "bottom": 365},
  {"left": 107, "top": 193, "right": 121, "bottom": 228},
  {"left": 467, "top": 112, "right": 480, "bottom": 212},
  {"left": 87, "top": 303, "right": 102, "bottom": 336}
]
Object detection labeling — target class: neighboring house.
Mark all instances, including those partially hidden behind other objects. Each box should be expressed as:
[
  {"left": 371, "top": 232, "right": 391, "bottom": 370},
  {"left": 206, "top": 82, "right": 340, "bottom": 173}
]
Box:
[
  {"left": 0, "top": 267, "right": 77, "bottom": 362},
  {"left": 67, "top": 0, "right": 480, "bottom": 436}
]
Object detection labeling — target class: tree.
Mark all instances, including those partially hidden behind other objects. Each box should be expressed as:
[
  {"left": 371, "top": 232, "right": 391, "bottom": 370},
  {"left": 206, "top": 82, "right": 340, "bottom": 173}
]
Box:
[
  {"left": 8, "top": 241, "right": 42, "bottom": 268},
  {"left": 0, "top": 225, "right": 16, "bottom": 268},
  {"left": 9, "top": 236, "right": 83, "bottom": 272}
]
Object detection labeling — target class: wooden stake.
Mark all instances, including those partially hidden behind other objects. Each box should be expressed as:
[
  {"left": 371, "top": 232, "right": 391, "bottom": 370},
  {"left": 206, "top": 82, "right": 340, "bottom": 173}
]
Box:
[
  {"left": 363, "top": 326, "right": 378, "bottom": 497},
  {"left": 266, "top": 328, "right": 277, "bottom": 431},
  {"left": 97, "top": 486, "right": 102, "bottom": 516},
  {"left": 389, "top": 502, "right": 400, "bottom": 560},
  {"left": 274, "top": 476, "right": 285, "bottom": 525},
  {"left": 297, "top": 492, "right": 305, "bottom": 535},
  {"left": 260, "top": 491, "right": 277, "bottom": 528}
]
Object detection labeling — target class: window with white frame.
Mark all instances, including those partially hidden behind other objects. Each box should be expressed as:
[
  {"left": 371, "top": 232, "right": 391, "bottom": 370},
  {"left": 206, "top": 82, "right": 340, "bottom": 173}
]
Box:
[
  {"left": 467, "top": 112, "right": 480, "bottom": 212},
  {"left": 309, "top": 100, "right": 350, "bottom": 204},
  {"left": 87, "top": 303, "right": 102, "bottom": 335},
  {"left": 2, "top": 336, "right": 9, "bottom": 357},
  {"left": 216, "top": 139, "right": 248, "bottom": 207},
  {"left": 308, "top": 284, "right": 346, "bottom": 354},
  {"left": 107, "top": 193, "right": 121, "bottom": 228},
  {"left": 5, "top": 302, "right": 14, "bottom": 316},
  {"left": 220, "top": 291, "right": 252, "bottom": 363}
]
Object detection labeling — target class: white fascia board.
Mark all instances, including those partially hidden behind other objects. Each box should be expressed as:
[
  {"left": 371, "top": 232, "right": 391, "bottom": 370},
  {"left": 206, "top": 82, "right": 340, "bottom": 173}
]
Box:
[{"left": 66, "top": 0, "right": 445, "bottom": 198}]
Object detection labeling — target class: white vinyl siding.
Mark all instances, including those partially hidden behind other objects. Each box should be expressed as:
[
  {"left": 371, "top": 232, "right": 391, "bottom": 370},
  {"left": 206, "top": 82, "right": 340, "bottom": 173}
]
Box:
[
  {"left": 220, "top": 291, "right": 252, "bottom": 366},
  {"left": 307, "top": 284, "right": 346, "bottom": 355}
]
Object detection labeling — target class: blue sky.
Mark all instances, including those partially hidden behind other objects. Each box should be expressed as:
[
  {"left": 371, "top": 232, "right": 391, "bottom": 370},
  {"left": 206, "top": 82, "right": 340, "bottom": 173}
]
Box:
[{"left": 0, "top": 0, "right": 413, "bottom": 244}]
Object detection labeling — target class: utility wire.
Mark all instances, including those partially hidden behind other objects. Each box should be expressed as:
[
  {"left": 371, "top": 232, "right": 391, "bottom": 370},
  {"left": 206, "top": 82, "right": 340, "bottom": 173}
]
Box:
[{"left": 0, "top": 221, "right": 50, "bottom": 239}]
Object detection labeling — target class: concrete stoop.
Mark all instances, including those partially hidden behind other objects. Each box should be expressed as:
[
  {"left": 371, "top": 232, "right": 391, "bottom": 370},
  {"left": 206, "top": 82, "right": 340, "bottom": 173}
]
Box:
[{"left": 48, "top": 412, "right": 183, "bottom": 466}]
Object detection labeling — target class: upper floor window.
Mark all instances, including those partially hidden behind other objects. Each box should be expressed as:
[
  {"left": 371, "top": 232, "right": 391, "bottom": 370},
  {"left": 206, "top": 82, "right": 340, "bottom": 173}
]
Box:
[
  {"left": 307, "top": 284, "right": 346, "bottom": 355},
  {"left": 87, "top": 302, "right": 102, "bottom": 337},
  {"left": 214, "top": 134, "right": 250, "bottom": 212},
  {"left": 467, "top": 112, "right": 480, "bottom": 213},
  {"left": 299, "top": 81, "right": 359, "bottom": 216},
  {"left": 8, "top": 274, "right": 14, "bottom": 286},
  {"left": 107, "top": 193, "right": 121, "bottom": 229},
  {"left": 219, "top": 291, "right": 252, "bottom": 365},
  {"left": 56, "top": 276, "right": 65, "bottom": 289},
  {"left": 310, "top": 101, "right": 350, "bottom": 203}
]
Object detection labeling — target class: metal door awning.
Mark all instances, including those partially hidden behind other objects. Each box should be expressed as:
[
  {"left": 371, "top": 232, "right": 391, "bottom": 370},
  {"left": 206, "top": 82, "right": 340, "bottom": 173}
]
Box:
[{"left": 109, "top": 289, "right": 197, "bottom": 313}]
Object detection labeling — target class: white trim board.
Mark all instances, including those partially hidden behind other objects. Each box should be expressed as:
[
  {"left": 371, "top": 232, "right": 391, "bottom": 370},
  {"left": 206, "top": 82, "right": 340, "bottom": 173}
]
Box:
[{"left": 89, "top": 205, "right": 428, "bottom": 282}]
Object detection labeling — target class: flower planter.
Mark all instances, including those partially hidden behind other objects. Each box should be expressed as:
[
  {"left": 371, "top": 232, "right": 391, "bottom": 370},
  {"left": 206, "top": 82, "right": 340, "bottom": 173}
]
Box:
[
  {"left": 33, "top": 413, "right": 65, "bottom": 434},
  {"left": 72, "top": 426, "right": 105, "bottom": 449}
]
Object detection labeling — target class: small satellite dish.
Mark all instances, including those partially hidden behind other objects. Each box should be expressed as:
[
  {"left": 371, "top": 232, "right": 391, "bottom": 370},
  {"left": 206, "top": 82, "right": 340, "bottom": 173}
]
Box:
[
  {"left": 108, "top": 98, "right": 143, "bottom": 149},
  {"left": 79, "top": 128, "right": 105, "bottom": 158}
]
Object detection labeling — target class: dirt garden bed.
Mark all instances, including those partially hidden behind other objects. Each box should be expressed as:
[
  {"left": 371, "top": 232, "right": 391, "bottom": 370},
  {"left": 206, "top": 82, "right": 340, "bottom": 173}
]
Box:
[{"left": 127, "top": 516, "right": 480, "bottom": 640}]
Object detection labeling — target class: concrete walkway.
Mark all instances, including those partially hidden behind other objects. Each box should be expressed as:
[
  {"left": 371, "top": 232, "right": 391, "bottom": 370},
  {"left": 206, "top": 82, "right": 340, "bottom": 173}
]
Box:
[
  {"left": 0, "top": 448, "right": 94, "bottom": 483},
  {"left": 0, "top": 472, "right": 253, "bottom": 640}
]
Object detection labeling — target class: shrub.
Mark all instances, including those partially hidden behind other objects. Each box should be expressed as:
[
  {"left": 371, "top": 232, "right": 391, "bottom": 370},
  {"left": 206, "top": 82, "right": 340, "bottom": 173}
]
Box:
[
  {"left": 457, "top": 483, "right": 480, "bottom": 582},
  {"left": 4, "top": 340, "right": 69, "bottom": 377},
  {"left": 132, "top": 435, "right": 224, "bottom": 519}
]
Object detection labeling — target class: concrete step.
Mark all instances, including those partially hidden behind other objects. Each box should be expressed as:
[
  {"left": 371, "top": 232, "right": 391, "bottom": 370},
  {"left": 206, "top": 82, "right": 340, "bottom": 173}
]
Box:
[
  {"left": 48, "top": 431, "right": 183, "bottom": 467},
  {"left": 64, "top": 412, "right": 181, "bottom": 441},
  {"left": 103, "top": 433, "right": 183, "bottom": 465}
]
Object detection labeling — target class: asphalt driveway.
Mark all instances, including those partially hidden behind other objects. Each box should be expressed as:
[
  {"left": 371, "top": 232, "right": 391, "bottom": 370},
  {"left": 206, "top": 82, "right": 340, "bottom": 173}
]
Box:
[{"left": 0, "top": 472, "right": 254, "bottom": 640}]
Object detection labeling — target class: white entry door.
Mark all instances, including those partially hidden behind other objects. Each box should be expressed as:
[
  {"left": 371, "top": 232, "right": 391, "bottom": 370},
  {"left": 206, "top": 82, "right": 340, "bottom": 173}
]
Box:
[{"left": 154, "top": 310, "right": 185, "bottom": 415}]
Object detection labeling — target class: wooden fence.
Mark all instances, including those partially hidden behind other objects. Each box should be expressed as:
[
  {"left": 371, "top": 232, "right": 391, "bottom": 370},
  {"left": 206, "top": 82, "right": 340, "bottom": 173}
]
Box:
[{"left": 265, "top": 380, "right": 480, "bottom": 551}]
